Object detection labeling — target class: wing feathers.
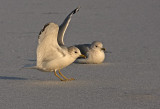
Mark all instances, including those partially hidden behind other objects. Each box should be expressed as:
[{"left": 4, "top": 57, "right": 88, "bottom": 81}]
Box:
[
  {"left": 37, "top": 23, "right": 64, "bottom": 67},
  {"left": 57, "top": 7, "right": 80, "bottom": 46}
]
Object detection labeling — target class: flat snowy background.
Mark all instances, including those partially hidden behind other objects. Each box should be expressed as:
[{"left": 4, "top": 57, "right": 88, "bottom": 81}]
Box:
[{"left": 0, "top": 0, "right": 160, "bottom": 109}]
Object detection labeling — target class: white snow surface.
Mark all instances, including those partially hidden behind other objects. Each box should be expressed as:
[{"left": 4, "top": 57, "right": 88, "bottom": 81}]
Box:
[{"left": 0, "top": 0, "right": 160, "bottom": 109}]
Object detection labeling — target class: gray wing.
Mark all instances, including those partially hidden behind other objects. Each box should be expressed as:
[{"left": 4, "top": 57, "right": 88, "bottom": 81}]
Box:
[
  {"left": 75, "top": 44, "right": 90, "bottom": 56},
  {"left": 57, "top": 7, "right": 80, "bottom": 46},
  {"left": 37, "top": 23, "right": 65, "bottom": 67}
]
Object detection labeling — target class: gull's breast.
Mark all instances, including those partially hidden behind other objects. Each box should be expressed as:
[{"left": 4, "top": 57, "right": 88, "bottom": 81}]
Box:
[{"left": 89, "top": 50, "right": 105, "bottom": 64}]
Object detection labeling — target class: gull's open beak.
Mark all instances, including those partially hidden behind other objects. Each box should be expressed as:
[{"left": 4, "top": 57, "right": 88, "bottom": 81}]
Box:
[
  {"left": 101, "top": 48, "right": 106, "bottom": 51},
  {"left": 79, "top": 54, "right": 86, "bottom": 58}
]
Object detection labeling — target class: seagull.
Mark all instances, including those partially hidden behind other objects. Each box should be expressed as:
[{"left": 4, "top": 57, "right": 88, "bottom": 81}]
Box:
[
  {"left": 36, "top": 23, "right": 85, "bottom": 81},
  {"left": 34, "top": 7, "right": 85, "bottom": 81},
  {"left": 75, "top": 41, "right": 106, "bottom": 64}
]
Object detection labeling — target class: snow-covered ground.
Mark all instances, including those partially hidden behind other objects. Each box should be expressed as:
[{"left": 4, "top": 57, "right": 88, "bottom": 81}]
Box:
[{"left": 0, "top": 0, "right": 160, "bottom": 109}]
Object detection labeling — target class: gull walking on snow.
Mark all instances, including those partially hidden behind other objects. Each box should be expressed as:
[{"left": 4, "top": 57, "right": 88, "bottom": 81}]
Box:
[{"left": 34, "top": 7, "right": 85, "bottom": 81}]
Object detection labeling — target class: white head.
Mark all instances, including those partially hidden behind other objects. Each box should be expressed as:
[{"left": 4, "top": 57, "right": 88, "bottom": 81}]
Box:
[
  {"left": 91, "top": 41, "right": 105, "bottom": 51},
  {"left": 68, "top": 46, "right": 86, "bottom": 59}
]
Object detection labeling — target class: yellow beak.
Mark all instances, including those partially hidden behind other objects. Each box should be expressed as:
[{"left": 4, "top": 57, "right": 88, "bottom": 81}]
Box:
[
  {"left": 101, "top": 48, "right": 106, "bottom": 51},
  {"left": 79, "top": 54, "right": 86, "bottom": 58}
]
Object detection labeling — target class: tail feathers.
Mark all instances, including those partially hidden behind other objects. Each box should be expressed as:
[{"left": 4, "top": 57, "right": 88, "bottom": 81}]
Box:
[
  {"left": 23, "top": 66, "right": 38, "bottom": 69},
  {"left": 22, "top": 66, "right": 51, "bottom": 72}
]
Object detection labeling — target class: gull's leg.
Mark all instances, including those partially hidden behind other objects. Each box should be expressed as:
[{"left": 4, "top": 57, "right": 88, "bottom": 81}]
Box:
[
  {"left": 54, "top": 71, "right": 64, "bottom": 81},
  {"left": 58, "top": 70, "right": 75, "bottom": 81},
  {"left": 58, "top": 70, "right": 68, "bottom": 80}
]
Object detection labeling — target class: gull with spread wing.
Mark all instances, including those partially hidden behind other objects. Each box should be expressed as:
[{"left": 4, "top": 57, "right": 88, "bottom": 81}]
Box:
[{"left": 34, "top": 7, "right": 85, "bottom": 81}]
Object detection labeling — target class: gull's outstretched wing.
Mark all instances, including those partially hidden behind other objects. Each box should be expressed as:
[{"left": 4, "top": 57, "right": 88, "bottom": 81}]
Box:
[
  {"left": 37, "top": 23, "right": 65, "bottom": 67},
  {"left": 38, "top": 23, "right": 50, "bottom": 44},
  {"left": 57, "top": 7, "right": 80, "bottom": 46}
]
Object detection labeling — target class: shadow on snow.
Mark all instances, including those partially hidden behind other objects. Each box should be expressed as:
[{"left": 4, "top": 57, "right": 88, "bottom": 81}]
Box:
[{"left": 0, "top": 76, "right": 27, "bottom": 80}]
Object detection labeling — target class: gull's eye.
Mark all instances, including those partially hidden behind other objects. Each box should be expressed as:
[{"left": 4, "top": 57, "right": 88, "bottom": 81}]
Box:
[{"left": 75, "top": 51, "right": 77, "bottom": 53}]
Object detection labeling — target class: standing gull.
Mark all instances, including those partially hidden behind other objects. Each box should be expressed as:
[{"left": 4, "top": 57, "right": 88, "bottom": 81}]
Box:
[
  {"left": 75, "top": 41, "right": 106, "bottom": 64},
  {"left": 35, "top": 7, "right": 85, "bottom": 81}
]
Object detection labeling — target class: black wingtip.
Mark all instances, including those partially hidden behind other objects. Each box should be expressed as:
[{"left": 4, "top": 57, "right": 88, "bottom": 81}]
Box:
[
  {"left": 73, "top": 6, "right": 81, "bottom": 14},
  {"left": 38, "top": 23, "right": 50, "bottom": 37}
]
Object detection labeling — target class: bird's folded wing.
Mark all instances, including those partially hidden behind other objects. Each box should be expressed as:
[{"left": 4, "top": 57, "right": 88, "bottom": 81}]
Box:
[{"left": 75, "top": 44, "right": 90, "bottom": 56}]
